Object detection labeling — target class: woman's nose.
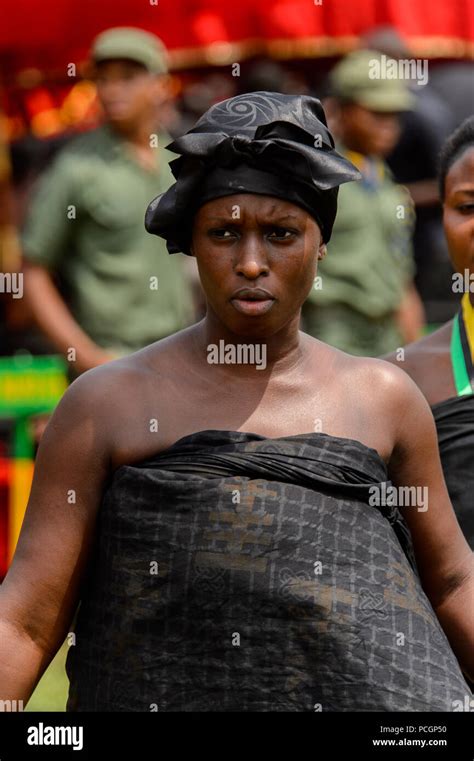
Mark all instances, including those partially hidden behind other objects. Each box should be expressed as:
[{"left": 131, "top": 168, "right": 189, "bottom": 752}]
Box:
[{"left": 234, "top": 235, "right": 270, "bottom": 278}]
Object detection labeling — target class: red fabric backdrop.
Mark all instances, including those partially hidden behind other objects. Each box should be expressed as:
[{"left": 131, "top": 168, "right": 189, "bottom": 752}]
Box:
[{"left": 1, "top": 0, "right": 473, "bottom": 74}]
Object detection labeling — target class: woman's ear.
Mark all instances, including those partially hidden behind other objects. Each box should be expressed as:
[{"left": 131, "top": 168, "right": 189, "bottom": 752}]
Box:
[{"left": 317, "top": 242, "right": 327, "bottom": 261}]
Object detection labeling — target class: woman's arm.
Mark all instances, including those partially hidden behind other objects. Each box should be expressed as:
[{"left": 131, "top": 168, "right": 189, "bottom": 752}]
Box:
[
  {"left": 0, "top": 368, "right": 113, "bottom": 706},
  {"left": 387, "top": 369, "right": 474, "bottom": 680}
]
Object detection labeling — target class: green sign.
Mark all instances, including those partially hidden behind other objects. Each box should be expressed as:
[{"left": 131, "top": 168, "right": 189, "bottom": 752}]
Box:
[
  {"left": 0, "top": 354, "right": 68, "bottom": 415},
  {"left": 0, "top": 355, "right": 68, "bottom": 458}
]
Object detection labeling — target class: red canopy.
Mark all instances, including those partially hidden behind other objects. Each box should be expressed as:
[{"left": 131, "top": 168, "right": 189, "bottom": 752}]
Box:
[
  {"left": 1, "top": 0, "right": 472, "bottom": 74},
  {"left": 1, "top": 0, "right": 471, "bottom": 140}
]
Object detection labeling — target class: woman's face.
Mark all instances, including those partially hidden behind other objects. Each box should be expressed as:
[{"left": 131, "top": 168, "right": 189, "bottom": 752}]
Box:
[
  {"left": 191, "top": 193, "right": 324, "bottom": 336},
  {"left": 443, "top": 146, "right": 474, "bottom": 275}
]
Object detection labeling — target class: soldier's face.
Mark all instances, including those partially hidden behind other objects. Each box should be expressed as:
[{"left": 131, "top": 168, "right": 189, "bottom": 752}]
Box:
[
  {"left": 94, "top": 59, "right": 165, "bottom": 127},
  {"left": 340, "top": 103, "right": 401, "bottom": 157},
  {"left": 443, "top": 146, "right": 474, "bottom": 279}
]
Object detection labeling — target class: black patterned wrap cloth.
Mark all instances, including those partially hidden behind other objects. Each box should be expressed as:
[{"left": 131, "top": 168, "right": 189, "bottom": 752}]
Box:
[
  {"left": 66, "top": 430, "right": 471, "bottom": 711},
  {"left": 432, "top": 395, "right": 474, "bottom": 550}
]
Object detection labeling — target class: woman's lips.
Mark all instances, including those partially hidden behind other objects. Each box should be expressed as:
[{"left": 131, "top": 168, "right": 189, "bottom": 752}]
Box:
[{"left": 231, "top": 298, "right": 275, "bottom": 315}]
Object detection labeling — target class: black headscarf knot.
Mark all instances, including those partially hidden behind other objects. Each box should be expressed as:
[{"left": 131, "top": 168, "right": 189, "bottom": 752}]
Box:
[
  {"left": 216, "top": 135, "right": 254, "bottom": 167},
  {"left": 145, "top": 91, "right": 361, "bottom": 254}
]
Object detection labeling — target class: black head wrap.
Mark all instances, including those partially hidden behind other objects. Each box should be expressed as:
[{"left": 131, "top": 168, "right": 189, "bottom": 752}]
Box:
[{"left": 145, "top": 91, "right": 361, "bottom": 254}]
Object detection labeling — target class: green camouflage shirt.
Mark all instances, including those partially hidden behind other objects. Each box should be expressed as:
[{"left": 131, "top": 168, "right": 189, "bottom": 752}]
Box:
[
  {"left": 22, "top": 125, "right": 193, "bottom": 353},
  {"left": 306, "top": 149, "right": 415, "bottom": 318}
]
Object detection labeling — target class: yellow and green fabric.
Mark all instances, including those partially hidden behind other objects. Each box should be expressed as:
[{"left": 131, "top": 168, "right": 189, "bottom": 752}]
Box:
[
  {"left": 451, "top": 292, "right": 474, "bottom": 397},
  {"left": 0, "top": 355, "right": 67, "bottom": 575}
]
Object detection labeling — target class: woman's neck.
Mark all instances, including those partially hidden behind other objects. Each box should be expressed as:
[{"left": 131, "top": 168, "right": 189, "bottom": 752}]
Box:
[{"left": 190, "top": 314, "right": 308, "bottom": 380}]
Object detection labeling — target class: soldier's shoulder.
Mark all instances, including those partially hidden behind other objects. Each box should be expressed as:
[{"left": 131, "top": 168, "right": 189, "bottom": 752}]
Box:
[{"left": 63, "top": 126, "right": 114, "bottom": 155}]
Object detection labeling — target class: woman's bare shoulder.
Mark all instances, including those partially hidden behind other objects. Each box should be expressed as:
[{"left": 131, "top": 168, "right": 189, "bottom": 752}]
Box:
[
  {"left": 338, "top": 351, "right": 423, "bottom": 398},
  {"left": 52, "top": 330, "right": 195, "bottom": 467},
  {"left": 322, "top": 347, "right": 435, "bottom": 436},
  {"left": 382, "top": 322, "right": 452, "bottom": 375},
  {"left": 381, "top": 322, "right": 454, "bottom": 403},
  {"left": 66, "top": 329, "right": 191, "bottom": 403}
]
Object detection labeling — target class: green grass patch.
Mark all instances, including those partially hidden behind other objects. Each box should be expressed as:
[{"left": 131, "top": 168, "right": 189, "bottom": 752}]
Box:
[{"left": 26, "top": 639, "right": 69, "bottom": 712}]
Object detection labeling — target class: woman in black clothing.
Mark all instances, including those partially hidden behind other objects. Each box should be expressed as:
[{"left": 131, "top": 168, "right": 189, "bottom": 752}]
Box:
[
  {"left": 0, "top": 94, "right": 472, "bottom": 711},
  {"left": 385, "top": 117, "right": 474, "bottom": 549}
]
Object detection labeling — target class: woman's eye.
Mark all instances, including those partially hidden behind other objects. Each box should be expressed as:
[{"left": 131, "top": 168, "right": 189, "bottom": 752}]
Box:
[
  {"left": 207, "top": 227, "right": 296, "bottom": 240},
  {"left": 209, "top": 228, "right": 236, "bottom": 238},
  {"left": 457, "top": 204, "right": 474, "bottom": 214},
  {"left": 267, "top": 228, "right": 295, "bottom": 240}
]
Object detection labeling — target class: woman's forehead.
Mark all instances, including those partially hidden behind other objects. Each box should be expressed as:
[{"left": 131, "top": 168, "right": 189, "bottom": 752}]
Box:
[
  {"left": 447, "top": 145, "right": 474, "bottom": 189},
  {"left": 196, "top": 194, "right": 311, "bottom": 219}
]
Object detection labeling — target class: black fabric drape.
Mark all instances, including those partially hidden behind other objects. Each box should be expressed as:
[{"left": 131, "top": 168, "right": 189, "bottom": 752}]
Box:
[
  {"left": 432, "top": 394, "right": 474, "bottom": 549},
  {"left": 66, "top": 430, "right": 470, "bottom": 711}
]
